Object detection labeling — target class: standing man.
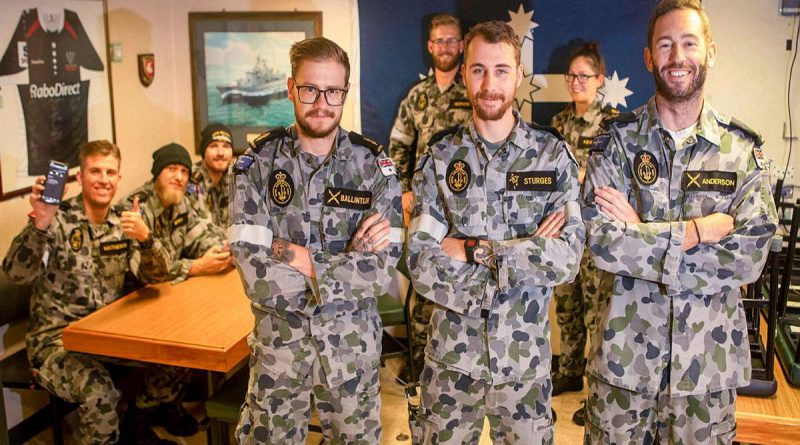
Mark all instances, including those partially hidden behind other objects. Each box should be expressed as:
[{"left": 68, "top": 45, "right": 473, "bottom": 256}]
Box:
[
  {"left": 407, "top": 21, "right": 584, "bottom": 443},
  {"left": 229, "top": 37, "right": 402, "bottom": 444},
  {"left": 125, "top": 143, "right": 231, "bottom": 283},
  {"left": 190, "top": 123, "right": 234, "bottom": 228},
  {"left": 2, "top": 141, "right": 189, "bottom": 445},
  {"left": 582, "top": 0, "right": 777, "bottom": 442},
  {"left": 388, "top": 13, "right": 472, "bottom": 382}
]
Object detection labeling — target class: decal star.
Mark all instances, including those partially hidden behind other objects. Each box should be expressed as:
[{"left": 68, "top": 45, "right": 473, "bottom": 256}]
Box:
[
  {"left": 418, "top": 67, "right": 433, "bottom": 81},
  {"left": 600, "top": 71, "right": 634, "bottom": 108},
  {"left": 507, "top": 4, "right": 538, "bottom": 42},
  {"left": 514, "top": 71, "right": 536, "bottom": 121}
]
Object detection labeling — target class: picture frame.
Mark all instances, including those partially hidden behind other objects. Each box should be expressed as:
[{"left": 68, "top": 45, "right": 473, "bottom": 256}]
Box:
[
  {"left": 0, "top": 0, "right": 114, "bottom": 201},
  {"left": 189, "top": 11, "right": 322, "bottom": 154}
]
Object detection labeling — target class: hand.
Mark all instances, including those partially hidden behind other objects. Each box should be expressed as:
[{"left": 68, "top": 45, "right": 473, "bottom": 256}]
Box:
[
  {"left": 441, "top": 237, "right": 467, "bottom": 262},
  {"left": 534, "top": 210, "right": 565, "bottom": 239},
  {"left": 29, "top": 176, "right": 60, "bottom": 231},
  {"left": 594, "top": 186, "right": 641, "bottom": 223},
  {"left": 190, "top": 245, "right": 233, "bottom": 275},
  {"left": 694, "top": 213, "right": 734, "bottom": 244},
  {"left": 351, "top": 213, "right": 391, "bottom": 253},
  {"left": 402, "top": 191, "right": 414, "bottom": 227},
  {"left": 120, "top": 196, "right": 150, "bottom": 242}
]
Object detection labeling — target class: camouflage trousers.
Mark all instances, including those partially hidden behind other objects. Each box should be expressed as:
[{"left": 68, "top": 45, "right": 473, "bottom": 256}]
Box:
[
  {"left": 584, "top": 375, "right": 737, "bottom": 445},
  {"left": 33, "top": 346, "right": 190, "bottom": 445},
  {"left": 236, "top": 356, "right": 382, "bottom": 445},
  {"left": 553, "top": 250, "right": 603, "bottom": 378},
  {"left": 416, "top": 359, "right": 554, "bottom": 445},
  {"left": 410, "top": 292, "right": 435, "bottom": 376}
]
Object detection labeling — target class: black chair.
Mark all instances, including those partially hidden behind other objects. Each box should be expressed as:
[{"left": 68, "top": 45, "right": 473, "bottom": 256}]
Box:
[{"left": 775, "top": 201, "right": 800, "bottom": 385}]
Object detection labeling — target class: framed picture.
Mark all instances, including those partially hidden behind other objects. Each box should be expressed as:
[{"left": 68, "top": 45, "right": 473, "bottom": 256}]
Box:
[
  {"left": 189, "top": 12, "right": 322, "bottom": 154},
  {"left": 0, "top": 0, "right": 114, "bottom": 200}
]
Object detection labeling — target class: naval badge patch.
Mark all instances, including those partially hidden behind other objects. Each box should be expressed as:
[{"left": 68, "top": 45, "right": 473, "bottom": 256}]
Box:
[
  {"left": 69, "top": 228, "right": 83, "bottom": 252},
  {"left": 416, "top": 92, "right": 428, "bottom": 111},
  {"left": 633, "top": 151, "right": 659, "bottom": 186},
  {"left": 446, "top": 159, "right": 471, "bottom": 194},
  {"left": 269, "top": 169, "right": 294, "bottom": 207}
]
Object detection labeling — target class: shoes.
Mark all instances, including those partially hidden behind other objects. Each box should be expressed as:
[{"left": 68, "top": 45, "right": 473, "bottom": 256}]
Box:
[
  {"left": 144, "top": 402, "right": 199, "bottom": 437},
  {"left": 119, "top": 407, "right": 178, "bottom": 445},
  {"left": 572, "top": 402, "right": 587, "bottom": 427},
  {"left": 552, "top": 372, "right": 584, "bottom": 396}
]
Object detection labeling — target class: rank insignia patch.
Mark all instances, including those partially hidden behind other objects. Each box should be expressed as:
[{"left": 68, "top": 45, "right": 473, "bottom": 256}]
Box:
[
  {"left": 634, "top": 150, "right": 659, "bottom": 186},
  {"left": 682, "top": 171, "right": 737, "bottom": 194},
  {"left": 446, "top": 159, "right": 471, "bottom": 194},
  {"left": 173, "top": 212, "right": 189, "bottom": 229},
  {"left": 234, "top": 155, "right": 255, "bottom": 173},
  {"left": 324, "top": 187, "right": 373, "bottom": 210},
  {"left": 269, "top": 169, "right": 294, "bottom": 207},
  {"left": 578, "top": 136, "right": 594, "bottom": 149},
  {"left": 69, "top": 228, "right": 83, "bottom": 252},
  {"left": 507, "top": 171, "right": 558, "bottom": 192},
  {"left": 589, "top": 134, "right": 611, "bottom": 154}
]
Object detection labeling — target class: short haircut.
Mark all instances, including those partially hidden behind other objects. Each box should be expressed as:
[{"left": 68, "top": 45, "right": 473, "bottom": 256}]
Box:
[
  {"left": 647, "top": 0, "right": 712, "bottom": 49},
  {"left": 464, "top": 20, "right": 520, "bottom": 65},
  {"left": 78, "top": 140, "right": 121, "bottom": 170},
  {"left": 569, "top": 42, "right": 607, "bottom": 77},
  {"left": 290, "top": 37, "right": 350, "bottom": 85},
  {"left": 429, "top": 14, "right": 462, "bottom": 39}
]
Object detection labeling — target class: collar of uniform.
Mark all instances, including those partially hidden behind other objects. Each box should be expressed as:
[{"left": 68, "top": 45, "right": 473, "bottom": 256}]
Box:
[
  {"left": 694, "top": 100, "right": 723, "bottom": 148},
  {"left": 464, "top": 109, "right": 525, "bottom": 152},
  {"left": 284, "top": 126, "right": 351, "bottom": 161},
  {"left": 581, "top": 99, "right": 604, "bottom": 125},
  {"left": 69, "top": 194, "right": 120, "bottom": 227},
  {"left": 195, "top": 160, "right": 227, "bottom": 189}
]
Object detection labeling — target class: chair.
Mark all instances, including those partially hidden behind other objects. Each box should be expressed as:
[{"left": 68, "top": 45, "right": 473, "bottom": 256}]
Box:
[
  {"left": 775, "top": 201, "right": 800, "bottom": 385},
  {"left": 0, "top": 276, "right": 66, "bottom": 445}
]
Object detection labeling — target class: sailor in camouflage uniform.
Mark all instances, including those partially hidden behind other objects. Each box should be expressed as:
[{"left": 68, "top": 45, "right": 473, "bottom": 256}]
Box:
[
  {"left": 190, "top": 123, "right": 234, "bottom": 228},
  {"left": 407, "top": 21, "right": 583, "bottom": 444},
  {"left": 229, "top": 37, "right": 402, "bottom": 445},
  {"left": 125, "top": 143, "right": 230, "bottom": 283},
  {"left": 581, "top": 1, "right": 777, "bottom": 443},
  {"left": 388, "top": 14, "right": 472, "bottom": 382},
  {"left": 1, "top": 141, "right": 185, "bottom": 445},
  {"left": 550, "top": 43, "right": 618, "bottom": 400}
]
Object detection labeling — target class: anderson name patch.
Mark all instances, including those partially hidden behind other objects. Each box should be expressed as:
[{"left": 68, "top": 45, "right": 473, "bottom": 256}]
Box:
[{"left": 682, "top": 171, "right": 737, "bottom": 194}]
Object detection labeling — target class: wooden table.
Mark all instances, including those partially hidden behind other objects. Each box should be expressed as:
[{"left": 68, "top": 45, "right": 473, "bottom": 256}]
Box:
[{"left": 62, "top": 270, "right": 253, "bottom": 373}]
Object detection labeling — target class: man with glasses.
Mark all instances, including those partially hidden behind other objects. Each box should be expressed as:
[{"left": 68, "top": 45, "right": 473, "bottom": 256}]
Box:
[
  {"left": 388, "top": 12, "right": 472, "bottom": 384},
  {"left": 229, "top": 37, "right": 403, "bottom": 444}
]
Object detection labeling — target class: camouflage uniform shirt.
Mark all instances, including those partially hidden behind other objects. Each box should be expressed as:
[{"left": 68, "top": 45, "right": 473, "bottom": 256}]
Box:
[
  {"left": 388, "top": 74, "right": 471, "bottom": 191},
  {"left": 551, "top": 99, "right": 618, "bottom": 169},
  {"left": 407, "top": 111, "right": 585, "bottom": 384},
  {"left": 2, "top": 195, "right": 171, "bottom": 364},
  {"left": 190, "top": 160, "right": 231, "bottom": 228},
  {"left": 229, "top": 125, "right": 403, "bottom": 389},
  {"left": 581, "top": 97, "right": 778, "bottom": 396},
  {"left": 123, "top": 182, "right": 226, "bottom": 283}
]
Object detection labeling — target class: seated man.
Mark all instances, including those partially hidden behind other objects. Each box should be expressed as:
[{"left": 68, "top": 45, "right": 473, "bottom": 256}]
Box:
[
  {"left": 190, "top": 123, "right": 234, "bottom": 228},
  {"left": 2, "top": 140, "right": 195, "bottom": 445},
  {"left": 125, "top": 143, "right": 231, "bottom": 282}
]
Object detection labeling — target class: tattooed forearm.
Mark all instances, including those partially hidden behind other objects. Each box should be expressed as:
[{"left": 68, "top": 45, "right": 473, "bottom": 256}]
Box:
[
  {"left": 473, "top": 244, "right": 497, "bottom": 270},
  {"left": 271, "top": 239, "right": 295, "bottom": 263}
]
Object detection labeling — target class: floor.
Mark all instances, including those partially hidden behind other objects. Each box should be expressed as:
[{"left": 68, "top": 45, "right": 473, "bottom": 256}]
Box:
[{"left": 22, "top": 357, "right": 588, "bottom": 445}]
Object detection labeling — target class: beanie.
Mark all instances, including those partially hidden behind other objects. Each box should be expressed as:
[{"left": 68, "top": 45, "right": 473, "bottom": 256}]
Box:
[
  {"left": 199, "top": 123, "right": 233, "bottom": 157},
  {"left": 151, "top": 143, "right": 192, "bottom": 178}
]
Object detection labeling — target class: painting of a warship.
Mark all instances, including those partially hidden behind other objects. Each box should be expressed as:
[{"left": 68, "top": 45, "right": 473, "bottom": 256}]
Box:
[{"left": 216, "top": 56, "right": 288, "bottom": 106}]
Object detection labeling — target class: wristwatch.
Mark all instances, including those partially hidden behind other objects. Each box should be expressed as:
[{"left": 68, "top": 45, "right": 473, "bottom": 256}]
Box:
[
  {"left": 464, "top": 238, "right": 479, "bottom": 263},
  {"left": 139, "top": 233, "right": 155, "bottom": 249}
]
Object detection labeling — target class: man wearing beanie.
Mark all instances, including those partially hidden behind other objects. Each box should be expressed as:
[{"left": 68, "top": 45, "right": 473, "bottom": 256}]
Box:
[
  {"left": 124, "top": 142, "right": 230, "bottom": 284},
  {"left": 190, "top": 123, "right": 234, "bottom": 228}
]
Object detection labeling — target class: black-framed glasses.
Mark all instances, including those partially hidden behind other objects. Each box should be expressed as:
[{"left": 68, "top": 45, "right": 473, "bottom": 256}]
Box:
[
  {"left": 430, "top": 38, "right": 461, "bottom": 47},
  {"left": 292, "top": 81, "right": 348, "bottom": 106},
  {"left": 564, "top": 73, "right": 600, "bottom": 84}
]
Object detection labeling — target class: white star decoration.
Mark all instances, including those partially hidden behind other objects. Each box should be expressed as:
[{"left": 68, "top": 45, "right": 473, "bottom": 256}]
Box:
[
  {"left": 514, "top": 72, "right": 536, "bottom": 120},
  {"left": 418, "top": 67, "right": 433, "bottom": 81},
  {"left": 507, "top": 4, "right": 538, "bottom": 43},
  {"left": 600, "top": 71, "right": 634, "bottom": 109}
]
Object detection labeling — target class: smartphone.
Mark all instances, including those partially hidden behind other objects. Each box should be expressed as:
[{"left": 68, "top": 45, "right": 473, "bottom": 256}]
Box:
[{"left": 41, "top": 160, "right": 69, "bottom": 205}]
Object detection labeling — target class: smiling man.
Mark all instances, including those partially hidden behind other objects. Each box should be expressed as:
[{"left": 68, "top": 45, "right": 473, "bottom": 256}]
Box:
[
  {"left": 229, "top": 37, "right": 402, "bottom": 444},
  {"left": 190, "top": 123, "right": 234, "bottom": 228},
  {"left": 581, "top": 0, "right": 778, "bottom": 443},
  {"left": 407, "top": 20, "right": 583, "bottom": 444}
]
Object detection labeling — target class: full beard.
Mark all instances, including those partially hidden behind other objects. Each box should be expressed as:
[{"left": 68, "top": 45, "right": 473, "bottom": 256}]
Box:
[
  {"left": 653, "top": 60, "right": 707, "bottom": 103},
  {"left": 156, "top": 186, "right": 184, "bottom": 207},
  {"left": 433, "top": 52, "right": 458, "bottom": 72},
  {"left": 472, "top": 90, "right": 514, "bottom": 121},
  {"left": 295, "top": 109, "right": 340, "bottom": 139}
]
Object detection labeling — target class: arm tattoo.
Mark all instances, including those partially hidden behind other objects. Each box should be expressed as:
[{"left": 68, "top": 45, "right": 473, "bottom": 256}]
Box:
[
  {"left": 473, "top": 245, "right": 497, "bottom": 270},
  {"left": 271, "top": 239, "right": 295, "bottom": 263}
]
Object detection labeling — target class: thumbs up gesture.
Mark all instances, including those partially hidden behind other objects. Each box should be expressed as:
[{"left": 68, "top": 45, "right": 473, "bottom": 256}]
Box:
[{"left": 121, "top": 196, "right": 151, "bottom": 242}]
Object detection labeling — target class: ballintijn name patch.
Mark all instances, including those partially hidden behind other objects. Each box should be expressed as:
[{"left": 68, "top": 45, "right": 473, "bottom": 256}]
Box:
[
  {"left": 324, "top": 187, "right": 372, "bottom": 210},
  {"left": 506, "top": 171, "right": 558, "bottom": 192},
  {"left": 682, "top": 171, "right": 737, "bottom": 194}
]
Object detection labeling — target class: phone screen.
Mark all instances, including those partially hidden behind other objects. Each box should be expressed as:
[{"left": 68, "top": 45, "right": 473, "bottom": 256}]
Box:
[{"left": 41, "top": 160, "right": 69, "bottom": 205}]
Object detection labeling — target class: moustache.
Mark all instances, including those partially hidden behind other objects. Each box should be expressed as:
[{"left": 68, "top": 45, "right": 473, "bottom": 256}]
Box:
[
  {"left": 660, "top": 62, "right": 693, "bottom": 73},
  {"left": 305, "top": 110, "right": 335, "bottom": 118},
  {"left": 476, "top": 91, "right": 505, "bottom": 101}
]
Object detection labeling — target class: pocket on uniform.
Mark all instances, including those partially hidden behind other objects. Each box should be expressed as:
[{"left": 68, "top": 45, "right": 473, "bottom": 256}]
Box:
[
  {"left": 502, "top": 192, "right": 546, "bottom": 237},
  {"left": 683, "top": 191, "right": 735, "bottom": 218},
  {"left": 445, "top": 195, "right": 487, "bottom": 232}
]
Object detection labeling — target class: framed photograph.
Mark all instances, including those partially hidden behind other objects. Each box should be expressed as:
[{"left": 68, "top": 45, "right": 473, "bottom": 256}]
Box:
[
  {"left": 189, "top": 12, "right": 322, "bottom": 154},
  {"left": 0, "top": 0, "right": 114, "bottom": 200}
]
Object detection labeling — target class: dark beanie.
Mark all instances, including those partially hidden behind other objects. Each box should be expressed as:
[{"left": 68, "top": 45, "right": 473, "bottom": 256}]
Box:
[
  {"left": 151, "top": 143, "right": 192, "bottom": 178},
  {"left": 199, "top": 123, "right": 233, "bottom": 157}
]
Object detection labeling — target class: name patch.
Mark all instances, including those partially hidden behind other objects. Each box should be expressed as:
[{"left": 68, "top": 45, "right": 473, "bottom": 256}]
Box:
[
  {"left": 324, "top": 187, "right": 372, "bottom": 210},
  {"left": 682, "top": 171, "right": 737, "bottom": 194},
  {"left": 449, "top": 99, "right": 471, "bottom": 109},
  {"left": 507, "top": 171, "right": 558, "bottom": 192},
  {"left": 578, "top": 136, "right": 594, "bottom": 149},
  {"left": 173, "top": 212, "right": 189, "bottom": 229},
  {"left": 100, "top": 239, "right": 130, "bottom": 256}
]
